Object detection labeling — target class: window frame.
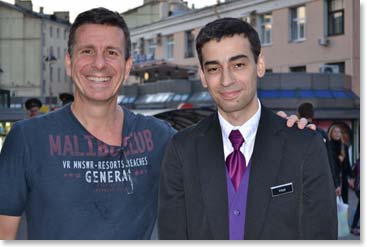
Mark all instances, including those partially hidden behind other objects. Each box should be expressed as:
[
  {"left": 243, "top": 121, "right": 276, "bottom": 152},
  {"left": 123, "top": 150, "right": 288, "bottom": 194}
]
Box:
[
  {"left": 165, "top": 34, "right": 174, "bottom": 60},
  {"left": 327, "top": 0, "right": 344, "bottom": 36},
  {"left": 184, "top": 30, "right": 195, "bottom": 58},
  {"left": 290, "top": 5, "right": 306, "bottom": 42},
  {"left": 259, "top": 13, "right": 272, "bottom": 45}
]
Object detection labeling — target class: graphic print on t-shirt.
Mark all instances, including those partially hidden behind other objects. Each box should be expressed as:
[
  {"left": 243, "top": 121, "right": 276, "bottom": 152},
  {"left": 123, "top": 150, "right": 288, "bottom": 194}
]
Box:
[{"left": 48, "top": 129, "right": 155, "bottom": 195}]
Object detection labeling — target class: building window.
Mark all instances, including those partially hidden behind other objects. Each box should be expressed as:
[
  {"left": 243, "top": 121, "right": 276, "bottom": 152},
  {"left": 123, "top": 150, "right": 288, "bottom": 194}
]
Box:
[
  {"left": 49, "top": 46, "right": 54, "bottom": 57},
  {"left": 185, "top": 30, "right": 195, "bottom": 58},
  {"left": 139, "top": 38, "right": 145, "bottom": 56},
  {"left": 50, "top": 26, "right": 53, "bottom": 38},
  {"left": 56, "top": 27, "right": 60, "bottom": 38},
  {"left": 260, "top": 13, "right": 272, "bottom": 45},
  {"left": 326, "top": 61, "right": 345, "bottom": 73},
  {"left": 265, "top": 68, "right": 273, "bottom": 73},
  {"left": 64, "top": 28, "right": 68, "bottom": 40},
  {"left": 290, "top": 6, "right": 306, "bottom": 41},
  {"left": 132, "top": 42, "right": 138, "bottom": 57},
  {"left": 290, "top": 65, "right": 306, "bottom": 72},
  {"left": 57, "top": 68, "right": 61, "bottom": 82},
  {"left": 165, "top": 35, "right": 174, "bottom": 60},
  {"left": 327, "top": 0, "right": 344, "bottom": 36},
  {"left": 146, "top": 39, "right": 156, "bottom": 60},
  {"left": 57, "top": 47, "right": 60, "bottom": 59}
]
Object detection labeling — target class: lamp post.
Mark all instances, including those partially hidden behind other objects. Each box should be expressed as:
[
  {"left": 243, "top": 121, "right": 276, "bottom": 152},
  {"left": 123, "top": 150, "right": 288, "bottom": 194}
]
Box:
[
  {"left": 44, "top": 55, "right": 57, "bottom": 94},
  {"left": 0, "top": 68, "right": 3, "bottom": 85},
  {"left": 44, "top": 55, "right": 57, "bottom": 108}
]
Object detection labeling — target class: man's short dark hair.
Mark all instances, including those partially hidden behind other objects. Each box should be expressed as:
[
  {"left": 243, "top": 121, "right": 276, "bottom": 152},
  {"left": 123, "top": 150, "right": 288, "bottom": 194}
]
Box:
[
  {"left": 25, "top": 98, "right": 42, "bottom": 110},
  {"left": 68, "top": 7, "right": 131, "bottom": 60},
  {"left": 195, "top": 17, "right": 261, "bottom": 69},
  {"left": 298, "top": 102, "right": 314, "bottom": 119}
]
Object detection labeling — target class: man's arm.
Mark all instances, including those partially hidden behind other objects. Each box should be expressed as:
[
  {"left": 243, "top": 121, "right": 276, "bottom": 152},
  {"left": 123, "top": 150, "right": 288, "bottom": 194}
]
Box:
[
  {"left": 0, "top": 215, "right": 21, "bottom": 240},
  {"left": 301, "top": 134, "right": 337, "bottom": 239},
  {"left": 158, "top": 137, "right": 187, "bottom": 240}
]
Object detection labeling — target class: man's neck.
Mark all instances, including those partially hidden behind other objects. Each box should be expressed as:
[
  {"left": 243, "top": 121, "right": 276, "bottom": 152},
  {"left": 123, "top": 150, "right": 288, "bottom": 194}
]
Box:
[
  {"left": 218, "top": 98, "right": 260, "bottom": 127},
  {"left": 71, "top": 99, "right": 124, "bottom": 146}
]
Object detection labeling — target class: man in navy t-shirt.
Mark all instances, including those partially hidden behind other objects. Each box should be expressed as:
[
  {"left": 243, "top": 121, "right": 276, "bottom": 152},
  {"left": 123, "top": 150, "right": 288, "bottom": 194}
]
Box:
[{"left": 0, "top": 7, "right": 174, "bottom": 239}]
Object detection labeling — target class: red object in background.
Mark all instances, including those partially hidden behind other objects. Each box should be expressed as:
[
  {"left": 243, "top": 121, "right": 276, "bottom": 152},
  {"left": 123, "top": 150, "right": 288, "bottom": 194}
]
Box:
[{"left": 177, "top": 102, "right": 193, "bottom": 109}]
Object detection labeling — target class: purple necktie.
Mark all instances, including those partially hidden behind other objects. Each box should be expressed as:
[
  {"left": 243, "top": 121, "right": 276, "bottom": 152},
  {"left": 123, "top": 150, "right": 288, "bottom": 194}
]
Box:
[{"left": 226, "top": 130, "right": 246, "bottom": 191}]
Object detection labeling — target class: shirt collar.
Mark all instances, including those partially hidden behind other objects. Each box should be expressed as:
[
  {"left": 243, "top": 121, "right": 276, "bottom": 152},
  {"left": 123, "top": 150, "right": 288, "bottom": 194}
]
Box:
[{"left": 218, "top": 99, "right": 261, "bottom": 144}]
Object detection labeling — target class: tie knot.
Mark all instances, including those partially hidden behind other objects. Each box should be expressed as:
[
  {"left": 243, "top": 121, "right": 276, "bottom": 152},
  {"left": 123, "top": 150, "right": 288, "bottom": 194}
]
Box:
[{"left": 229, "top": 130, "right": 244, "bottom": 151}]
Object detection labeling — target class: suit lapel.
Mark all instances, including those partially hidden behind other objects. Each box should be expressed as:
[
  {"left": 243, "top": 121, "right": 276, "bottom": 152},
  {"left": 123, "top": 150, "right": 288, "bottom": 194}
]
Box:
[
  {"left": 197, "top": 113, "right": 229, "bottom": 239},
  {"left": 245, "top": 106, "right": 285, "bottom": 239}
]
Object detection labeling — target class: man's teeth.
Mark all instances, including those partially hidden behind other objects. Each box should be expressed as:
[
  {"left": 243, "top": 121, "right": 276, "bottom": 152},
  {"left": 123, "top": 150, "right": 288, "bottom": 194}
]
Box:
[{"left": 87, "top": 76, "right": 110, "bottom": 82}]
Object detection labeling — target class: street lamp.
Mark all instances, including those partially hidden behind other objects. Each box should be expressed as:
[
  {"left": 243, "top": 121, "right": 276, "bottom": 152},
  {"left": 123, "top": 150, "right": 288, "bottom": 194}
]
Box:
[
  {"left": 44, "top": 55, "right": 57, "bottom": 97},
  {"left": 0, "top": 68, "right": 3, "bottom": 88}
]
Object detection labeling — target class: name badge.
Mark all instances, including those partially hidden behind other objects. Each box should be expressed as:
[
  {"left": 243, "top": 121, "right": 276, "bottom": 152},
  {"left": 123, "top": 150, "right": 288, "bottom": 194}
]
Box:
[{"left": 270, "top": 182, "right": 293, "bottom": 197}]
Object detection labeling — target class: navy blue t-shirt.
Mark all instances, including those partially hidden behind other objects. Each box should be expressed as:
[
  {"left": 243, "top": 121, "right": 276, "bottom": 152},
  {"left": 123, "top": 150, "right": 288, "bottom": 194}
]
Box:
[{"left": 0, "top": 105, "right": 175, "bottom": 239}]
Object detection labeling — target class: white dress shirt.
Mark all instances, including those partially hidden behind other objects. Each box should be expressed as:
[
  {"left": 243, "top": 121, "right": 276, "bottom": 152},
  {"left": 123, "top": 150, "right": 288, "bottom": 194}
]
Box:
[{"left": 218, "top": 99, "right": 261, "bottom": 166}]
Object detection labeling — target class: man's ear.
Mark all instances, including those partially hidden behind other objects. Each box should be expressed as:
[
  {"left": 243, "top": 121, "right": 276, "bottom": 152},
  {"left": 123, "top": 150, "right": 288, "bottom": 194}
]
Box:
[
  {"left": 199, "top": 68, "right": 208, "bottom": 88},
  {"left": 257, "top": 53, "right": 265, "bottom": 78},
  {"left": 123, "top": 57, "right": 133, "bottom": 82},
  {"left": 65, "top": 52, "right": 72, "bottom": 77}
]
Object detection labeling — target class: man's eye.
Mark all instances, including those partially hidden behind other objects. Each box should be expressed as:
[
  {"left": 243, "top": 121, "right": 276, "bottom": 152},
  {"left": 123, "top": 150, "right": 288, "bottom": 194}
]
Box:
[
  {"left": 207, "top": 67, "right": 219, "bottom": 73},
  {"left": 234, "top": 63, "right": 245, "bottom": 69},
  {"left": 81, "top": 49, "right": 92, "bottom": 55},
  {"left": 108, "top": 50, "right": 118, "bottom": 56}
]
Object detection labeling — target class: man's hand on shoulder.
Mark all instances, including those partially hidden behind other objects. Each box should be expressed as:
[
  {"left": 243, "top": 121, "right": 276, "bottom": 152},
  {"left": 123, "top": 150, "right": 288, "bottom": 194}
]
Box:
[{"left": 277, "top": 111, "right": 316, "bottom": 130}]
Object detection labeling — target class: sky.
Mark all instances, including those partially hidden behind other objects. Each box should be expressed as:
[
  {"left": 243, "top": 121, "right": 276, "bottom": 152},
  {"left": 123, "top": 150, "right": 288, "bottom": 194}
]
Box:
[{"left": 2, "top": 0, "right": 223, "bottom": 22}]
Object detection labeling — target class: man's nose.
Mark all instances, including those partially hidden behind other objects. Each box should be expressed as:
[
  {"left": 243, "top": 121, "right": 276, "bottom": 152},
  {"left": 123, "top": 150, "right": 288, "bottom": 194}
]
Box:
[
  {"left": 92, "top": 52, "right": 106, "bottom": 69},
  {"left": 221, "top": 67, "right": 235, "bottom": 87}
]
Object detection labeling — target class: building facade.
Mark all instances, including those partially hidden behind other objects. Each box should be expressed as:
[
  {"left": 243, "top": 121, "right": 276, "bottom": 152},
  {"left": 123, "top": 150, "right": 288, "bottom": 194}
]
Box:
[
  {"left": 0, "top": 0, "right": 72, "bottom": 107},
  {"left": 126, "top": 0, "right": 360, "bottom": 96}
]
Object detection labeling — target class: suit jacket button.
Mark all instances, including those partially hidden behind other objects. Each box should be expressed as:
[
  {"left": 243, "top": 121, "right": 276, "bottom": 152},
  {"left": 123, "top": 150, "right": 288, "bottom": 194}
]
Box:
[{"left": 234, "top": 209, "right": 240, "bottom": 216}]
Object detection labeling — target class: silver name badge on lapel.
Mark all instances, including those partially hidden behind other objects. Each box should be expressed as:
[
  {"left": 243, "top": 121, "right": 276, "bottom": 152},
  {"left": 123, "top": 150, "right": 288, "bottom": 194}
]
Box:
[{"left": 270, "top": 182, "right": 293, "bottom": 197}]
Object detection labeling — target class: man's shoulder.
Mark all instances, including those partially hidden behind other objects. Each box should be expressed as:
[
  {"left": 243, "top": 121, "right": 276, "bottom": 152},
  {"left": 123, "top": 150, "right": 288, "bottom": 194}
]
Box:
[
  {"left": 260, "top": 107, "right": 320, "bottom": 144},
  {"left": 172, "top": 112, "right": 216, "bottom": 141},
  {"left": 123, "top": 108, "right": 176, "bottom": 135},
  {"left": 16, "top": 107, "right": 66, "bottom": 129}
]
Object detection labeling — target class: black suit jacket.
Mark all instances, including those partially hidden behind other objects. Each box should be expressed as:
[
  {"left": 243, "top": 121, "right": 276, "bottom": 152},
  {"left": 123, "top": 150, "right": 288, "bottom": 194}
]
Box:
[{"left": 158, "top": 106, "right": 337, "bottom": 240}]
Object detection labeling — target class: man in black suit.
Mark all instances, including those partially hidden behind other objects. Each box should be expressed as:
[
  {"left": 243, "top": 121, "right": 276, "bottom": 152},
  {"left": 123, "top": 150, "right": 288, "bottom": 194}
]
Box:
[{"left": 158, "top": 18, "right": 337, "bottom": 240}]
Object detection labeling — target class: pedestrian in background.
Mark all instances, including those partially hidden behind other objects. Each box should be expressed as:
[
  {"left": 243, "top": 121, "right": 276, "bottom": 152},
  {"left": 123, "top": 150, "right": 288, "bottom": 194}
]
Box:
[
  {"left": 24, "top": 98, "right": 42, "bottom": 118},
  {"left": 328, "top": 125, "right": 351, "bottom": 204},
  {"left": 59, "top": 93, "right": 74, "bottom": 106},
  {"left": 349, "top": 157, "right": 360, "bottom": 235}
]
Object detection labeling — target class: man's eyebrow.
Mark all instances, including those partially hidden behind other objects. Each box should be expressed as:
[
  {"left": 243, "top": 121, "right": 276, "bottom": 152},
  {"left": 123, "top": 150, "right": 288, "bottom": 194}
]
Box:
[
  {"left": 106, "top": 46, "right": 122, "bottom": 52},
  {"left": 203, "top": 60, "right": 220, "bottom": 67},
  {"left": 203, "top": 54, "right": 249, "bottom": 66},
  {"left": 229, "top": 54, "right": 248, "bottom": 62}
]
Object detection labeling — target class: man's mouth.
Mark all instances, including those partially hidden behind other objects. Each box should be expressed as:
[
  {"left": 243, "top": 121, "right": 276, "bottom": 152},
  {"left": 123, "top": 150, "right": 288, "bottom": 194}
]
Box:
[
  {"left": 86, "top": 76, "right": 111, "bottom": 82},
  {"left": 220, "top": 90, "right": 241, "bottom": 99}
]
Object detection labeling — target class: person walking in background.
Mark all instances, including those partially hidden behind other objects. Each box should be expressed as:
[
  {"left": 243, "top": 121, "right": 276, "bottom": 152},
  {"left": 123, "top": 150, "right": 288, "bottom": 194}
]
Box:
[
  {"left": 59, "top": 93, "right": 74, "bottom": 106},
  {"left": 297, "top": 102, "right": 340, "bottom": 194},
  {"left": 328, "top": 125, "right": 352, "bottom": 204},
  {"left": 24, "top": 98, "right": 42, "bottom": 118},
  {"left": 349, "top": 157, "right": 360, "bottom": 236}
]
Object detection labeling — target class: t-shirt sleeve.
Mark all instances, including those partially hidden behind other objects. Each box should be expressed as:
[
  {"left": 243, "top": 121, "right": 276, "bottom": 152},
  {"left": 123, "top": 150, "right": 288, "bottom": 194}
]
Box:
[{"left": 0, "top": 123, "right": 29, "bottom": 216}]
